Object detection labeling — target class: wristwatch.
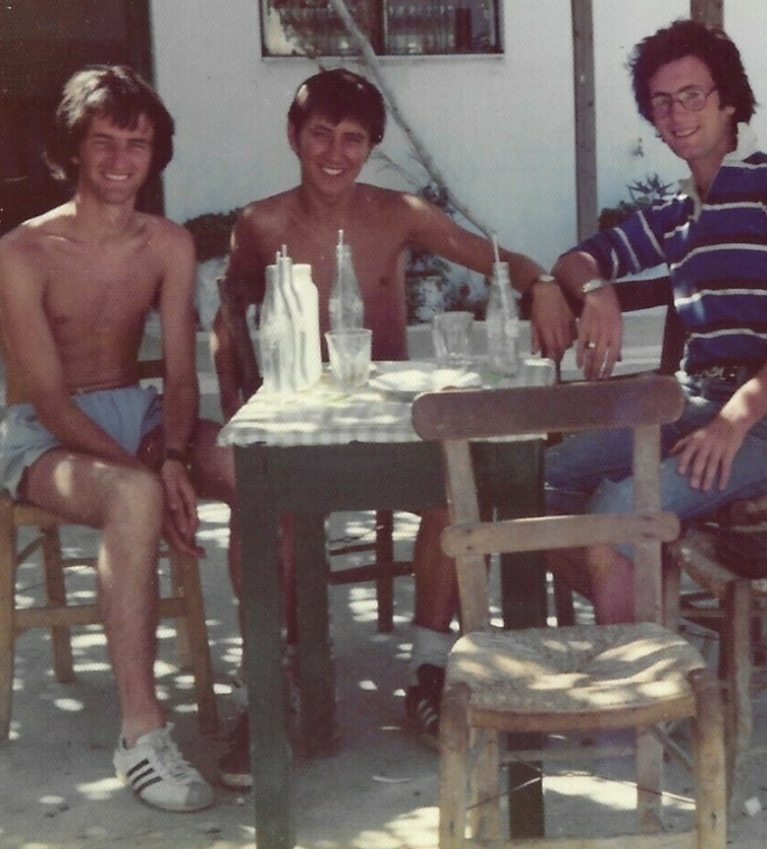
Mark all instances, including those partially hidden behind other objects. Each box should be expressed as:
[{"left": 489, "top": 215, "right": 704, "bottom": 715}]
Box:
[{"left": 581, "top": 278, "right": 611, "bottom": 295}]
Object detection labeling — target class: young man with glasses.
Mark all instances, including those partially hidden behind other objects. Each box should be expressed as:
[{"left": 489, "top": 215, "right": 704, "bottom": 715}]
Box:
[{"left": 536, "top": 18, "right": 767, "bottom": 623}]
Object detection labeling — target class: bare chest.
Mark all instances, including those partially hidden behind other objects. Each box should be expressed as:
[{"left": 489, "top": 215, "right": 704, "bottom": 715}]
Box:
[{"left": 42, "top": 240, "right": 161, "bottom": 342}]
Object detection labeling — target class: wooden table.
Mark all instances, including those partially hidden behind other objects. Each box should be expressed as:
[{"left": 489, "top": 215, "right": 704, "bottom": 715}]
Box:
[{"left": 218, "top": 359, "right": 554, "bottom": 849}]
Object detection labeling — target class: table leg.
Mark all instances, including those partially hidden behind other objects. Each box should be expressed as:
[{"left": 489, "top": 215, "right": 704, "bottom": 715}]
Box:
[
  {"left": 235, "top": 447, "right": 294, "bottom": 849},
  {"left": 293, "top": 512, "right": 338, "bottom": 755}
]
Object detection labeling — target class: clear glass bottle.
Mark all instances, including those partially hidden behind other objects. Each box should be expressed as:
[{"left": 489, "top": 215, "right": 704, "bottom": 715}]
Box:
[
  {"left": 486, "top": 261, "right": 520, "bottom": 376},
  {"left": 258, "top": 264, "right": 283, "bottom": 394},
  {"left": 328, "top": 242, "right": 365, "bottom": 331}
]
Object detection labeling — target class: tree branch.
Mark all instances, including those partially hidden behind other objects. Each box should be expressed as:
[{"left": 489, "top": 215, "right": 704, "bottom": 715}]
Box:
[{"left": 327, "top": 0, "right": 491, "bottom": 236}]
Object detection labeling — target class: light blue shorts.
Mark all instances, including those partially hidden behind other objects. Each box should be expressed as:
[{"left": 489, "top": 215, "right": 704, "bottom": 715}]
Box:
[
  {"left": 545, "top": 372, "right": 767, "bottom": 554},
  {"left": 0, "top": 385, "right": 162, "bottom": 498}
]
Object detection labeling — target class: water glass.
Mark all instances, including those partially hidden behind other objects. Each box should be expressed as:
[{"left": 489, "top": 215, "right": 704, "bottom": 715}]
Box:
[
  {"left": 325, "top": 328, "right": 372, "bottom": 392},
  {"left": 431, "top": 311, "right": 474, "bottom": 366}
]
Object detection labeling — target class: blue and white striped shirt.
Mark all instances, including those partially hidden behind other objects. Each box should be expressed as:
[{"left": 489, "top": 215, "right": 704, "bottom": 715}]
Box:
[{"left": 577, "top": 124, "right": 767, "bottom": 374}]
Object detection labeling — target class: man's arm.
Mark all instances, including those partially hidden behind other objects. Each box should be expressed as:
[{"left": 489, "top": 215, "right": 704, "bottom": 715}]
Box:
[
  {"left": 672, "top": 364, "right": 767, "bottom": 492},
  {"left": 0, "top": 238, "right": 144, "bottom": 467},
  {"left": 404, "top": 194, "right": 576, "bottom": 361},
  {"left": 156, "top": 221, "right": 203, "bottom": 551},
  {"left": 209, "top": 210, "right": 265, "bottom": 420},
  {"left": 550, "top": 250, "right": 624, "bottom": 380},
  {"left": 157, "top": 221, "right": 200, "bottom": 454}
]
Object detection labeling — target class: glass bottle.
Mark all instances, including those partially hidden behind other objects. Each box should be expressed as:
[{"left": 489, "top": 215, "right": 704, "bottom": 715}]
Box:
[
  {"left": 485, "top": 261, "right": 520, "bottom": 376},
  {"left": 328, "top": 242, "right": 365, "bottom": 331},
  {"left": 258, "top": 264, "right": 283, "bottom": 394}
]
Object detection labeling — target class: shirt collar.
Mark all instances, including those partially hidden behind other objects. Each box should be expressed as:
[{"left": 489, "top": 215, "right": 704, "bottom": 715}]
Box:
[{"left": 678, "top": 122, "right": 760, "bottom": 211}]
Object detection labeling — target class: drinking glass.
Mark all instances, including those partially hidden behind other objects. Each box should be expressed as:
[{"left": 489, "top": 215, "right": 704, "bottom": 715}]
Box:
[
  {"left": 431, "top": 311, "right": 474, "bottom": 366},
  {"left": 325, "top": 328, "right": 372, "bottom": 392}
]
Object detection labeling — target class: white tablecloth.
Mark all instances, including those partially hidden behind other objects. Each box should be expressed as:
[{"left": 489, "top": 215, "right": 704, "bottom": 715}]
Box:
[{"left": 218, "top": 357, "right": 556, "bottom": 448}]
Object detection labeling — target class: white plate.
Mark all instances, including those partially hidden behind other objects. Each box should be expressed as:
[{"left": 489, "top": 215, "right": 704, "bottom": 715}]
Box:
[{"left": 369, "top": 361, "right": 482, "bottom": 398}]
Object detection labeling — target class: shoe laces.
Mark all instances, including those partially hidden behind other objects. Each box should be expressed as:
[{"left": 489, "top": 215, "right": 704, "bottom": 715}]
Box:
[{"left": 146, "top": 727, "right": 199, "bottom": 782}]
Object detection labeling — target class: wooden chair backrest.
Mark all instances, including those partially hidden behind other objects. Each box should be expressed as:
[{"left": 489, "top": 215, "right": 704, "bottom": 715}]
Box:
[{"left": 411, "top": 376, "right": 684, "bottom": 632}]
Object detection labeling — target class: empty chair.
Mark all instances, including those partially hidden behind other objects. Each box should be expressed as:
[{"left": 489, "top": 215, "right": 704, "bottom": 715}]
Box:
[{"left": 412, "top": 376, "right": 726, "bottom": 849}]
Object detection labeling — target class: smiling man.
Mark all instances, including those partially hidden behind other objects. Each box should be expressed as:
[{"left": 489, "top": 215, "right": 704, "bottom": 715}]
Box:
[
  {"left": 0, "top": 65, "right": 240, "bottom": 812},
  {"left": 210, "top": 67, "right": 573, "bottom": 783},
  {"left": 540, "top": 19, "right": 767, "bottom": 624}
]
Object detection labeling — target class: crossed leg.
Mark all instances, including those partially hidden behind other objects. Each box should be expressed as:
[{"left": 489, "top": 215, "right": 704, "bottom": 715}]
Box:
[
  {"left": 22, "top": 448, "right": 168, "bottom": 746},
  {"left": 21, "top": 418, "right": 237, "bottom": 746}
]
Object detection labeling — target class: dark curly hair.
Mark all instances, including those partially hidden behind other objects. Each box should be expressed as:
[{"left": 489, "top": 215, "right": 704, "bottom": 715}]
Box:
[
  {"left": 45, "top": 65, "right": 175, "bottom": 184},
  {"left": 287, "top": 68, "right": 386, "bottom": 146},
  {"left": 631, "top": 18, "right": 756, "bottom": 125}
]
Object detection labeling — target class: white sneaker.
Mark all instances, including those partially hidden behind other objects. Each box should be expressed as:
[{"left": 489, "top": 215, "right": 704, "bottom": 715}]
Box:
[{"left": 113, "top": 725, "right": 214, "bottom": 812}]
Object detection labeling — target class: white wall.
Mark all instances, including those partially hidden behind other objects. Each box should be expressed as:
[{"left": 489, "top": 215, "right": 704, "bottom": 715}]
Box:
[{"left": 149, "top": 1, "right": 767, "bottom": 269}]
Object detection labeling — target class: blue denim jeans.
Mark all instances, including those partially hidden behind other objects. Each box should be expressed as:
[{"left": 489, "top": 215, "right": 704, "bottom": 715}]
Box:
[{"left": 545, "top": 373, "right": 767, "bottom": 531}]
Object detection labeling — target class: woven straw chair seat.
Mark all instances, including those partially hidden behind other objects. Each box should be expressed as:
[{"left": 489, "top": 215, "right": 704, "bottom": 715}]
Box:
[{"left": 448, "top": 622, "right": 706, "bottom": 716}]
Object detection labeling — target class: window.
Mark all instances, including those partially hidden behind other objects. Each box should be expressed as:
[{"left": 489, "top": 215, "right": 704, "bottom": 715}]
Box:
[{"left": 260, "top": 0, "right": 501, "bottom": 57}]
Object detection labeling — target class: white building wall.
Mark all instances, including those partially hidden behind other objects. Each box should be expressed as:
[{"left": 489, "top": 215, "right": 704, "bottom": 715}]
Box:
[{"left": 148, "top": 0, "right": 767, "bottom": 269}]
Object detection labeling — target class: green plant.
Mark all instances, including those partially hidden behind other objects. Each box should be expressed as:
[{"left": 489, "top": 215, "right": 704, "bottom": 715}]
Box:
[
  {"left": 598, "top": 173, "right": 673, "bottom": 230},
  {"left": 183, "top": 209, "right": 240, "bottom": 262}
]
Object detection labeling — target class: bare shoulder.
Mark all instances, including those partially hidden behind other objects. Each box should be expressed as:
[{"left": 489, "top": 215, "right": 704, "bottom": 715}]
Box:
[
  {"left": 238, "top": 189, "right": 297, "bottom": 230},
  {"left": 144, "top": 212, "right": 194, "bottom": 253},
  {"left": 233, "top": 189, "right": 299, "bottom": 252},
  {"left": 352, "top": 183, "right": 432, "bottom": 225},
  {"left": 0, "top": 209, "right": 64, "bottom": 284}
]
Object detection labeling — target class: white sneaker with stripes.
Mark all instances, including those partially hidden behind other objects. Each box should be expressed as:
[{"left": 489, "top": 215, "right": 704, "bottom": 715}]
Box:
[{"left": 113, "top": 725, "right": 214, "bottom": 812}]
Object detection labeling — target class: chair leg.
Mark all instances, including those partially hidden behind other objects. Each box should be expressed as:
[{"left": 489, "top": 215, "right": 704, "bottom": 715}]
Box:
[
  {"left": 169, "top": 552, "right": 218, "bottom": 733},
  {"left": 636, "top": 725, "right": 664, "bottom": 832},
  {"left": 41, "top": 527, "right": 75, "bottom": 683},
  {"left": 468, "top": 727, "right": 501, "bottom": 842},
  {"left": 439, "top": 682, "right": 471, "bottom": 849},
  {"left": 0, "top": 498, "right": 16, "bottom": 741},
  {"left": 689, "top": 667, "right": 727, "bottom": 849},
  {"left": 721, "top": 579, "right": 752, "bottom": 811},
  {"left": 375, "top": 511, "right": 394, "bottom": 633}
]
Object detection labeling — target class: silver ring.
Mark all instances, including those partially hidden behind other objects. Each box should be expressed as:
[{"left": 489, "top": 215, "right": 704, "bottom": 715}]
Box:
[{"left": 586, "top": 341, "right": 597, "bottom": 349}]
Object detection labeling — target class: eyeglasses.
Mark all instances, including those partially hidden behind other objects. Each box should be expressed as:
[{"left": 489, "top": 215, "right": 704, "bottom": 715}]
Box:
[{"left": 649, "top": 86, "right": 718, "bottom": 118}]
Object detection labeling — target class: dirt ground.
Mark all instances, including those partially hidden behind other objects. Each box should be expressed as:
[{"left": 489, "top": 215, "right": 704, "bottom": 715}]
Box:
[{"left": 2, "top": 319, "right": 767, "bottom": 847}]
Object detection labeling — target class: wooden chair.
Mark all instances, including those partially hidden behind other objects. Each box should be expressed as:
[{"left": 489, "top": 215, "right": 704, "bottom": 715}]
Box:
[
  {"left": 412, "top": 376, "right": 726, "bottom": 849},
  {"left": 217, "top": 274, "right": 413, "bottom": 632},
  {"left": 664, "top": 506, "right": 767, "bottom": 811},
  {"left": 0, "top": 359, "right": 218, "bottom": 741}
]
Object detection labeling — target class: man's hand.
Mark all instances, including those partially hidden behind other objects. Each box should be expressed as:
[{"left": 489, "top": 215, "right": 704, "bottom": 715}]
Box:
[
  {"left": 576, "top": 286, "right": 623, "bottom": 380},
  {"left": 529, "top": 280, "right": 577, "bottom": 362},
  {"left": 670, "top": 413, "right": 745, "bottom": 492},
  {"left": 159, "top": 460, "right": 205, "bottom": 557}
]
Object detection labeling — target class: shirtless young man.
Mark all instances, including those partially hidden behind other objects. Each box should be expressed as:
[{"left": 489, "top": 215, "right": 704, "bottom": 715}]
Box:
[
  {"left": 0, "top": 66, "right": 236, "bottom": 812},
  {"left": 210, "top": 68, "right": 573, "bottom": 779}
]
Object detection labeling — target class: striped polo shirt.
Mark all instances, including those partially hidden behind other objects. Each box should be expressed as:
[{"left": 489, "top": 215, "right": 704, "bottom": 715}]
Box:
[{"left": 576, "top": 123, "right": 767, "bottom": 375}]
